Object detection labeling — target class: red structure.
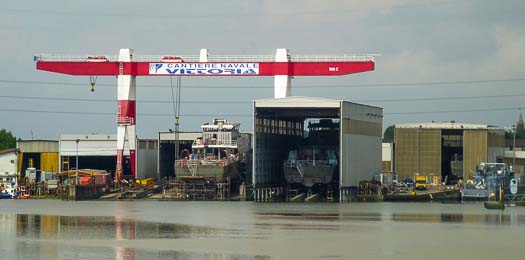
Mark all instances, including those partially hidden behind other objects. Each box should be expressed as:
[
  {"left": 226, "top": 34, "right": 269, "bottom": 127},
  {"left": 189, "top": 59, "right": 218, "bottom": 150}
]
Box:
[{"left": 35, "top": 48, "right": 375, "bottom": 181}]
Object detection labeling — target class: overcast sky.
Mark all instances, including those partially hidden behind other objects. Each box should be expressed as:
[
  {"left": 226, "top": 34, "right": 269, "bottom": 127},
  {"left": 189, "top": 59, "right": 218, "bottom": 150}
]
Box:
[{"left": 1, "top": 0, "right": 524, "bottom": 139}]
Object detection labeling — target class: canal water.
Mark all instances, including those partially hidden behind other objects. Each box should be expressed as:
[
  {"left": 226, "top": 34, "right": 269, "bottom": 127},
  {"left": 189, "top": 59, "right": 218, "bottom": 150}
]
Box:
[{"left": 0, "top": 200, "right": 524, "bottom": 260}]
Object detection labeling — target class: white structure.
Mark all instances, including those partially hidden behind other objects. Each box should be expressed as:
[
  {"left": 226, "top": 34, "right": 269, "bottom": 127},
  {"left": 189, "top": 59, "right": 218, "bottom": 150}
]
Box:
[
  {"left": 116, "top": 49, "right": 137, "bottom": 179},
  {"left": 0, "top": 149, "right": 17, "bottom": 189},
  {"left": 274, "top": 48, "right": 292, "bottom": 98},
  {"left": 59, "top": 134, "right": 157, "bottom": 180},
  {"left": 253, "top": 96, "right": 383, "bottom": 202},
  {"left": 382, "top": 143, "right": 394, "bottom": 172}
]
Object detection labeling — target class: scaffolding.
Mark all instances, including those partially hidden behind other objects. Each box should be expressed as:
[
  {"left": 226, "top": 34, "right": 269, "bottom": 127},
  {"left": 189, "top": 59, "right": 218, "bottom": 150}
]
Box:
[{"left": 169, "top": 176, "right": 230, "bottom": 200}]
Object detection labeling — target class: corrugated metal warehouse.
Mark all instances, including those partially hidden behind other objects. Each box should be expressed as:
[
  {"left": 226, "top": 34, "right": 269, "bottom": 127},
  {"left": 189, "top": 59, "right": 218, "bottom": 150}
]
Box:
[
  {"left": 394, "top": 122, "right": 505, "bottom": 182},
  {"left": 17, "top": 140, "right": 59, "bottom": 175},
  {"left": 253, "top": 96, "right": 383, "bottom": 202},
  {"left": 59, "top": 135, "right": 157, "bottom": 180}
]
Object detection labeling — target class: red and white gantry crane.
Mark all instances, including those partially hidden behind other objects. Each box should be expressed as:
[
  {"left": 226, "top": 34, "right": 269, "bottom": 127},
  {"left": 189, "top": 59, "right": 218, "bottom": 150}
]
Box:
[{"left": 35, "top": 48, "right": 376, "bottom": 181}]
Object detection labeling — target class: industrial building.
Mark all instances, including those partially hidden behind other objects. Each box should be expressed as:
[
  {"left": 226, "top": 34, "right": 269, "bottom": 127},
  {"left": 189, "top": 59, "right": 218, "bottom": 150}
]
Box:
[
  {"left": 16, "top": 140, "right": 59, "bottom": 178},
  {"left": 59, "top": 135, "right": 157, "bottom": 180},
  {"left": 253, "top": 96, "right": 383, "bottom": 202},
  {"left": 0, "top": 148, "right": 17, "bottom": 189},
  {"left": 394, "top": 122, "right": 505, "bottom": 182},
  {"left": 503, "top": 139, "right": 525, "bottom": 175}
]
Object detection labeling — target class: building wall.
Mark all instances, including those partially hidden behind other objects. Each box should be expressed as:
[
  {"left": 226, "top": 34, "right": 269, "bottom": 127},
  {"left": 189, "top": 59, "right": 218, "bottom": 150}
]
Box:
[
  {"left": 394, "top": 128, "right": 441, "bottom": 180},
  {"left": 394, "top": 128, "right": 418, "bottom": 180},
  {"left": 463, "top": 130, "right": 487, "bottom": 180},
  {"left": 17, "top": 141, "right": 58, "bottom": 153},
  {"left": 60, "top": 137, "right": 130, "bottom": 157},
  {"left": 137, "top": 140, "right": 158, "bottom": 180},
  {"left": 417, "top": 129, "right": 441, "bottom": 177},
  {"left": 341, "top": 102, "right": 382, "bottom": 187},
  {"left": 17, "top": 140, "right": 59, "bottom": 175},
  {"left": 502, "top": 151, "right": 525, "bottom": 174},
  {"left": 0, "top": 152, "right": 17, "bottom": 188},
  {"left": 40, "top": 152, "right": 59, "bottom": 173},
  {"left": 487, "top": 129, "right": 505, "bottom": 163},
  {"left": 382, "top": 143, "right": 393, "bottom": 172},
  {"left": 341, "top": 134, "right": 381, "bottom": 186}
]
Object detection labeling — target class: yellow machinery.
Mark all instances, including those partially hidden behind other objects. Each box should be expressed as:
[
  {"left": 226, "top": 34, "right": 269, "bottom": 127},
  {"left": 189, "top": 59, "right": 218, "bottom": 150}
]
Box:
[
  {"left": 415, "top": 176, "right": 427, "bottom": 190},
  {"left": 135, "top": 178, "right": 155, "bottom": 189}
]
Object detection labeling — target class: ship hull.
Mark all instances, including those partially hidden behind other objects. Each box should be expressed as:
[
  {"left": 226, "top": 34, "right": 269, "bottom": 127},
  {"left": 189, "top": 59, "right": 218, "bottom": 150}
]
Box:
[
  {"left": 283, "top": 164, "right": 335, "bottom": 187},
  {"left": 175, "top": 161, "right": 241, "bottom": 183}
]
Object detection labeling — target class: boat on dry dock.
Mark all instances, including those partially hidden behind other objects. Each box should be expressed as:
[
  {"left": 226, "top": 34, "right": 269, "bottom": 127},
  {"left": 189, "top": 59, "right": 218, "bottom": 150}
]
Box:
[
  {"left": 174, "top": 119, "right": 245, "bottom": 199},
  {"left": 283, "top": 119, "right": 339, "bottom": 201}
]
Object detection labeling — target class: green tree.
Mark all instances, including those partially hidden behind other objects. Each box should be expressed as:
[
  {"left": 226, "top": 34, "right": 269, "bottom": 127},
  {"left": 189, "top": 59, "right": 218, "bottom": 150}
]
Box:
[
  {"left": 383, "top": 125, "right": 394, "bottom": 141},
  {"left": 0, "top": 129, "right": 16, "bottom": 150},
  {"left": 505, "top": 129, "right": 525, "bottom": 140}
]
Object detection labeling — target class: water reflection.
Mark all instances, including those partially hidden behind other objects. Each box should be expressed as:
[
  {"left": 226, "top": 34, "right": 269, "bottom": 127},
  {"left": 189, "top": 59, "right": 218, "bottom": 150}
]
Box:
[
  {"left": 256, "top": 211, "right": 525, "bottom": 225},
  {"left": 7, "top": 214, "right": 268, "bottom": 260}
]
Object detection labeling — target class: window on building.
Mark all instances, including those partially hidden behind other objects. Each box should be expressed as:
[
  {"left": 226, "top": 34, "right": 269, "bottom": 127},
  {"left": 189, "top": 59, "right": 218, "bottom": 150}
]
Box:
[{"left": 10, "top": 160, "right": 14, "bottom": 164}]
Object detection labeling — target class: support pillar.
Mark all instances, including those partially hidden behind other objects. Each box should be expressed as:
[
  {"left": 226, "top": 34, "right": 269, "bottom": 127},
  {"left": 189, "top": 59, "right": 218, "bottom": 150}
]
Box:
[
  {"left": 274, "top": 48, "right": 292, "bottom": 98},
  {"left": 116, "top": 48, "right": 137, "bottom": 180}
]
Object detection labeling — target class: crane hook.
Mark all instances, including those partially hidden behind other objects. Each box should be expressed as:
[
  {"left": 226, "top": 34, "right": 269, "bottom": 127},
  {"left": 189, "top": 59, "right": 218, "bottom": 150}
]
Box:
[{"left": 89, "top": 75, "right": 97, "bottom": 92}]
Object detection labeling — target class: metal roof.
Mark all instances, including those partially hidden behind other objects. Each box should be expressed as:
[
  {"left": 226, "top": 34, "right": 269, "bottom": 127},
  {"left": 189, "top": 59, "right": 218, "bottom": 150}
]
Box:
[
  {"left": 158, "top": 132, "right": 201, "bottom": 141},
  {"left": 254, "top": 96, "right": 382, "bottom": 109},
  {"left": 0, "top": 148, "right": 17, "bottom": 155},
  {"left": 395, "top": 122, "right": 501, "bottom": 130},
  {"left": 16, "top": 140, "right": 59, "bottom": 153},
  {"left": 255, "top": 96, "right": 341, "bottom": 108},
  {"left": 60, "top": 134, "right": 116, "bottom": 141}
]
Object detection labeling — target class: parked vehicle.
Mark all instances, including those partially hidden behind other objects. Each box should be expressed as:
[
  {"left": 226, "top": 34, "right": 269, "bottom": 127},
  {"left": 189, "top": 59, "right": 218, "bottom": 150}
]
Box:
[
  {"left": 403, "top": 178, "right": 414, "bottom": 187},
  {"left": 415, "top": 176, "right": 427, "bottom": 190}
]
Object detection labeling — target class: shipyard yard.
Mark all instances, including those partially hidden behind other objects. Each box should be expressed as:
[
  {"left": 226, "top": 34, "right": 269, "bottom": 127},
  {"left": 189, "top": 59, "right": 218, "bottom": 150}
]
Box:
[
  {"left": 2, "top": 0, "right": 525, "bottom": 259},
  {"left": 1, "top": 200, "right": 524, "bottom": 260}
]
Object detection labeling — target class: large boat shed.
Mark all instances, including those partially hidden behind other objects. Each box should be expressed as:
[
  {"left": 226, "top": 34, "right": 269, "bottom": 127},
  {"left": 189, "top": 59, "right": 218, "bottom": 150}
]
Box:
[
  {"left": 394, "top": 122, "right": 505, "bottom": 182},
  {"left": 253, "top": 96, "right": 383, "bottom": 202}
]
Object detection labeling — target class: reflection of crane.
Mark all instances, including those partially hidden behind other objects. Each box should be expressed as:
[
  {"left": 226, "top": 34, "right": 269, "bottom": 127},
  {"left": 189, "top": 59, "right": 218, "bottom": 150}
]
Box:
[{"left": 34, "top": 48, "right": 376, "bottom": 182}]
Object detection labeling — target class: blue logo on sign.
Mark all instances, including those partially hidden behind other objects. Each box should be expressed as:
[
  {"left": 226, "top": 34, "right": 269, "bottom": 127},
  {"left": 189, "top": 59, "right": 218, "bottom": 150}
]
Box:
[{"left": 155, "top": 64, "right": 163, "bottom": 73}]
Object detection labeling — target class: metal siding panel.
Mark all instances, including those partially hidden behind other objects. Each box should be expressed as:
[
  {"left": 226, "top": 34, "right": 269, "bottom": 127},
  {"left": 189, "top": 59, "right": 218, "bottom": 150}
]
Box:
[
  {"left": 382, "top": 161, "right": 392, "bottom": 172},
  {"left": 255, "top": 97, "right": 341, "bottom": 108},
  {"left": 137, "top": 146, "right": 158, "bottom": 180},
  {"left": 60, "top": 140, "right": 130, "bottom": 156},
  {"left": 40, "top": 152, "right": 59, "bottom": 172},
  {"left": 342, "top": 102, "right": 382, "bottom": 123},
  {"left": 341, "top": 134, "right": 381, "bottom": 187},
  {"left": 18, "top": 141, "right": 59, "bottom": 153},
  {"left": 394, "top": 128, "right": 418, "bottom": 180},
  {"left": 418, "top": 129, "right": 441, "bottom": 177},
  {"left": 463, "top": 130, "right": 487, "bottom": 180},
  {"left": 342, "top": 119, "right": 382, "bottom": 137},
  {"left": 382, "top": 143, "right": 392, "bottom": 161}
]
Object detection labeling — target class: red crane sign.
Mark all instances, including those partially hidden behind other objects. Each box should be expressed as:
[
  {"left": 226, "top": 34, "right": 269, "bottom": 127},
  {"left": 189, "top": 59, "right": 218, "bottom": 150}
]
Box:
[{"left": 34, "top": 48, "right": 376, "bottom": 181}]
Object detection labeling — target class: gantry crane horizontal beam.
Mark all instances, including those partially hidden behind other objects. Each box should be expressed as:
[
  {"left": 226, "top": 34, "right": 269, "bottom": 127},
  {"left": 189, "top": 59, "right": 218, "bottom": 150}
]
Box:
[{"left": 35, "top": 61, "right": 374, "bottom": 76}]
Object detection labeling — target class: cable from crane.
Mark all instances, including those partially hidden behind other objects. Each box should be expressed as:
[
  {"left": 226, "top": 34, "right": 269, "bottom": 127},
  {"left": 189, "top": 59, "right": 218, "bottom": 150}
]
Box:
[
  {"left": 89, "top": 75, "right": 98, "bottom": 92},
  {"left": 170, "top": 76, "right": 182, "bottom": 166},
  {"left": 169, "top": 76, "right": 177, "bottom": 123}
]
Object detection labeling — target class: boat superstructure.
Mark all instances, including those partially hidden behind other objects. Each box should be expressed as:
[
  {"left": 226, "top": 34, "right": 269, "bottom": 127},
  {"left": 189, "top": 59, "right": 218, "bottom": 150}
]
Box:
[
  {"left": 174, "top": 119, "right": 243, "bottom": 199},
  {"left": 463, "top": 162, "right": 513, "bottom": 200}
]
